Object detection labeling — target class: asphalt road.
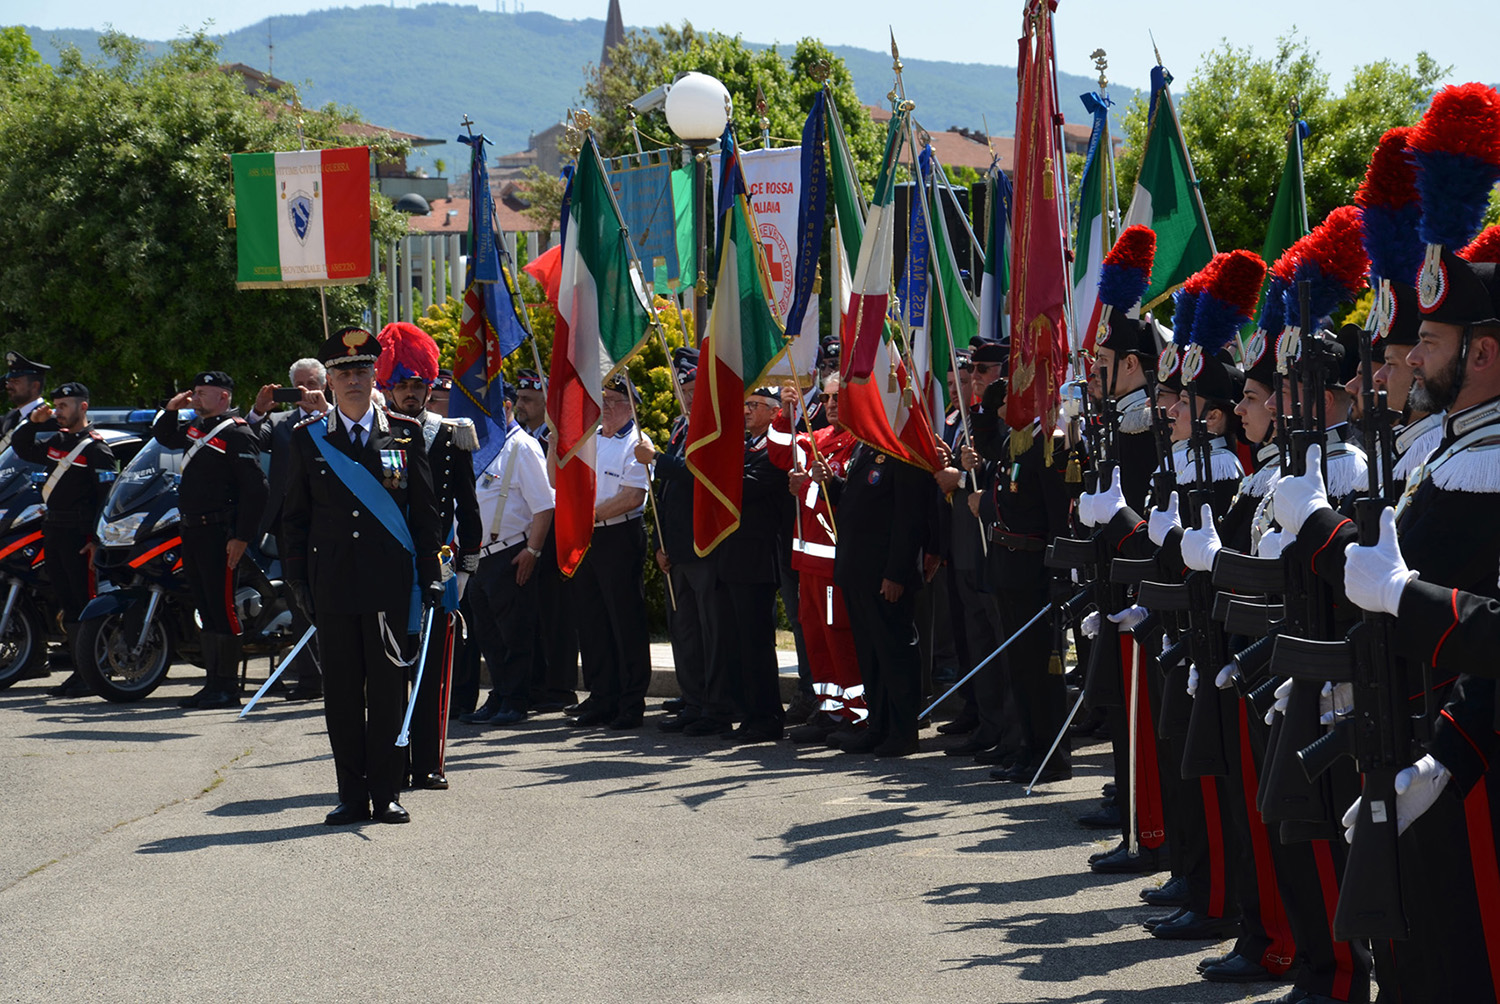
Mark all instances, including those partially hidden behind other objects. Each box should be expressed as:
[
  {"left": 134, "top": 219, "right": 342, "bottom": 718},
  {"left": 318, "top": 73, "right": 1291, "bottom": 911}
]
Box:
[{"left": 1, "top": 663, "right": 1290, "bottom": 1004}]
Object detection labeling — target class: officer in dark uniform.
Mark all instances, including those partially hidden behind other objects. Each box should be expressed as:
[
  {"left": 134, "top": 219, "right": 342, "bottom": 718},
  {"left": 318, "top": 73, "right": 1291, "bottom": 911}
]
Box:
[
  {"left": 0, "top": 352, "right": 49, "bottom": 443},
  {"left": 11, "top": 383, "right": 116, "bottom": 697},
  {"left": 815, "top": 444, "right": 931, "bottom": 756},
  {"left": 376, "top": 322, "right": 482, "bottom": 791},
  {"left": 152, "top": 371, "right": 268, "bottom": 709},
  {"left": 280, "top": 327, "right": 443, "bottom": 825}
]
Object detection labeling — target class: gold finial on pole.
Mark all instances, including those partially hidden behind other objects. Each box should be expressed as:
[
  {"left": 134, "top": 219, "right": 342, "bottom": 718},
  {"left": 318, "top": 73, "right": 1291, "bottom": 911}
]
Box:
[
  {"left": 890, "top": 28, "right": 901, "bottom": 74},
  {"left": 808, "top": 58, "right": 831, "bottom": 84},
  {"left": 1091, "top": 48, "right": 1108, "bottom": 93}
]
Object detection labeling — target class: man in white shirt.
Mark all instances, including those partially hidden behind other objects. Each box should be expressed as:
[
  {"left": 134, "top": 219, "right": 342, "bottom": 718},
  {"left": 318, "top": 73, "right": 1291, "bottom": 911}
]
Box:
[
  {"left": 463, "top": 390, "right": 555, "bottom": 726},
  {"left": 569, "top": 377, "right": 652, "bottom": 729}
]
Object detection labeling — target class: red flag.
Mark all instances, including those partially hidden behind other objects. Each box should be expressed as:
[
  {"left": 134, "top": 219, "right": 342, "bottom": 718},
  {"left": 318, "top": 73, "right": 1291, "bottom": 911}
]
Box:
[
  {"left": 1005, "top": 0, "right": 1071, "bottom": 449},
  {"left": 522, "top": 242, "right": 563, "bottom": 309}
]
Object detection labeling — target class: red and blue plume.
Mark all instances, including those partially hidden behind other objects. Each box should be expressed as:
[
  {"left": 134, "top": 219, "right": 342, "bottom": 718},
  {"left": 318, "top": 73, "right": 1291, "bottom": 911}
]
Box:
[
  {"left": 1282, "top": 206, "right": 1370, "bottom": 328},
  {"left": 1096, "top": 225, "right": 1157, "bottom": 311},
  {"left": 1409, "top": 83, "right": 1500, "bottom": 250},
  {"left": 1192, "top": 250, "right": 1267, "bottom": 355},
  {"left": 1356, "top": 127, "right": 1425, "bottom": 287},
  {"left": 1255, "top": 272, "right": 1290, "bottom": 334},
  {"left": 1171, "top": 255, "right": 1220, "bottom": 347},
  {"left": 1460, "top": 224, "right": 1500, "bottom": 263},
  {"left": 375, "top": 321, "right": 441, "bottom": 391}
]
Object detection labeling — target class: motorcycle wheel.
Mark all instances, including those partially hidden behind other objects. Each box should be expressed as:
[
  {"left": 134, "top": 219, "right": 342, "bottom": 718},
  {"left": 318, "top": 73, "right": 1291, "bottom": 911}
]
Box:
[
  {"left": 0, "top": 600, "right": 45, "bottom": 690},
  {"left": 75, "top": 611, "right": 173, "bottom": 702}
]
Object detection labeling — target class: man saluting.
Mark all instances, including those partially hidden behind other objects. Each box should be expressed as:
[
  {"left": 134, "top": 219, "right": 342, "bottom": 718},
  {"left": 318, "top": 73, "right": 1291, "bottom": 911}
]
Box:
[{"left": 280, "top": 328, "right": 443, "bottom": 825}]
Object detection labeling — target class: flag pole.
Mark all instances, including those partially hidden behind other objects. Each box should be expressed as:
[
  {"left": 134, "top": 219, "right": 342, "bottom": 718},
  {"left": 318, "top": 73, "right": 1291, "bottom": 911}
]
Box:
[{"left": 623, "top": 372, "right": 676, "bottom": 612}]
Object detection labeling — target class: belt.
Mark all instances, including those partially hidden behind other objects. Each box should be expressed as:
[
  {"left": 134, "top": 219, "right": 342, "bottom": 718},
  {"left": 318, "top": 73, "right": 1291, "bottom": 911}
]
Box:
[
  {"left": 990, "top": 528, "right": 1045, "bottom": 552},
  {"left": 481, "top": 533, "right": 527, "bottom": 557},
  {"left": 182, "top": 510, "right": 233, "bottom": 527},
  {"left": 594, "top": 514, "right": 637, "bottom": 528}
]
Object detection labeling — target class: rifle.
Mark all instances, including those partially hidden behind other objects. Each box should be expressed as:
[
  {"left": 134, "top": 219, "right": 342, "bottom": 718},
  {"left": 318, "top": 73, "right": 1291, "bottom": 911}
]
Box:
[{"left": 1286, "top": 302, "right": 1415, "bottom": 941}]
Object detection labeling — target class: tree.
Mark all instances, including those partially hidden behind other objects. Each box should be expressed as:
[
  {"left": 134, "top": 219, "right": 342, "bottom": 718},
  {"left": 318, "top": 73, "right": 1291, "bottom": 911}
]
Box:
[
  {"left": 1114, "top": 32, "right": 1446, "bottom": 257},
  {"left": 0, "top": 29, "right": 411, "bottom": 404},
  {"left": 580, "top": 24, "right": 884, "bottom": 182}
]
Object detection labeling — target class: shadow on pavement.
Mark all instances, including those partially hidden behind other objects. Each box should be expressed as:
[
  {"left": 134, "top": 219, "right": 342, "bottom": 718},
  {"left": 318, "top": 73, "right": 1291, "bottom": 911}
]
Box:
[{"left": 137, "top": 822, "right": 355, "bottom": 852}]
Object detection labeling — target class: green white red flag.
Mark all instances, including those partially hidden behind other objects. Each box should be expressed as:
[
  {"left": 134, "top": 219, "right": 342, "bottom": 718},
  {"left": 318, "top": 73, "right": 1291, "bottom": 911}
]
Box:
[
  {"left": 547, "top": 136, "right": 653, "bottom": 576},
  {"left": 231, "top": 147, "right": 371, "bottom": 288}
]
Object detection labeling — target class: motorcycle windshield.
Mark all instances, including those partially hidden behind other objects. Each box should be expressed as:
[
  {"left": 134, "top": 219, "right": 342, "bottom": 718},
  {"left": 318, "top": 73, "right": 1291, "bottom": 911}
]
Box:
[
  {"left": 0, "top": 448, "right": 42, "bottom": 506},
  {"left": 104, "top": 439, "right": 182, "bottom": 519}
]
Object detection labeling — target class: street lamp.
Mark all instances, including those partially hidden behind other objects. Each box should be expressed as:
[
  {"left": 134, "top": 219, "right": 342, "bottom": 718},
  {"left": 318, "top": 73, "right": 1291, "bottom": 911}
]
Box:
[{"left": 664, "top": 72, "right": 731, "bottom": 346}]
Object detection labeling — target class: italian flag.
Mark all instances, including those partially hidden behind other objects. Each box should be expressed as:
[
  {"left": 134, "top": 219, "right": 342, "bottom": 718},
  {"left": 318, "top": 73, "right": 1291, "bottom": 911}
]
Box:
[
  {"left": 547, "top": 136, "right": 653, "bottom": 576},
  {"left": 1120, "top": 67, "right": 1215, "bottom": 311},
  {"left": 830, "top": 104, "right": 941, "bottom": 472},
  {"left": 1072, "top": 93, "right": 1116, "bottom": 352},
  {"left": 232, "top": 147, "right": 371, "bottom": 288},
  {"left": 686, "top": 131, "right": 788, "bottom": 556}
]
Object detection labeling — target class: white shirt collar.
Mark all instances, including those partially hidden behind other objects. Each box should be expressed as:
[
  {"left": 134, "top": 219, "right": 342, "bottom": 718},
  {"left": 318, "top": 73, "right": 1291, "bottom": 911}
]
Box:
[
  {"left": 18, "top": 398, "right": 43, "bottom": 418},
  {"left": 339, "top": 402, "right": 376, "bottom": 437}
]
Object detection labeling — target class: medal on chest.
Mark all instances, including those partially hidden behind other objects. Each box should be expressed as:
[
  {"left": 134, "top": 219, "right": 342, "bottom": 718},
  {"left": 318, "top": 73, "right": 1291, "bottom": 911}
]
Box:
[{"left": 380, "top": 449, "right": 408, "bottom": 490}]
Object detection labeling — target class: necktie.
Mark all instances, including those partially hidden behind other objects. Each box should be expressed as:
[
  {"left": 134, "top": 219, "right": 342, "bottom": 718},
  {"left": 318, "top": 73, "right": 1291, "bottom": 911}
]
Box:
[{"left": 350, "top": 424, "right": 364, "bottom": 452}]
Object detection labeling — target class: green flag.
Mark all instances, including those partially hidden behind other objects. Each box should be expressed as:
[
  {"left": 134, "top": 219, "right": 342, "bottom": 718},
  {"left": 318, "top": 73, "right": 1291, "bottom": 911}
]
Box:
[
  {"left": 1121, "top": 66, "right": 1215, "bottom": 311},
  {"left": 1262, "top": 120, "right": 1311, "bottom": 264}
]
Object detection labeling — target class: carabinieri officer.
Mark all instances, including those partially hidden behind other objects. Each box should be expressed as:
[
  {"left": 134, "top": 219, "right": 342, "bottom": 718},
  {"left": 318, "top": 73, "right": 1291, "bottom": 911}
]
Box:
[{"left": 280, "top": 328, "right": 443, "bottom": 825}]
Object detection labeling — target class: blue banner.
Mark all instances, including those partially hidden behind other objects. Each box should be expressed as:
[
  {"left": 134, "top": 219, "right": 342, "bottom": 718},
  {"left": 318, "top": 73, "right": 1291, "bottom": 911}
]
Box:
[
  {"left": 608, "top": 151, "right": 680, "bottom": 291},
  {"left": 784, "top": 90, "right": 829, "bottom": 341},
  {"left": 899, "top": 147, "right": 934, "bottom": 329}
]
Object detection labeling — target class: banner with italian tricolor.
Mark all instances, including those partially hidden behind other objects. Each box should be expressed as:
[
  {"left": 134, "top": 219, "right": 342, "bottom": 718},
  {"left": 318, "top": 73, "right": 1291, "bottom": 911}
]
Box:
[{"left": 232, "top": 146, "right": 372, "bottom": 288}]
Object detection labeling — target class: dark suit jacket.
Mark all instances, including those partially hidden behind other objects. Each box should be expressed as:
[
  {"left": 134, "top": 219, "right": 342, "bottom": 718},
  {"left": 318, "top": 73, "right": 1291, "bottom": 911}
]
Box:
[
  {"left": 715, "top": 435, "right": 790, "bottom": 585},
  {"left": 252, "top": 408, "right": 311, "bottom": 538},
  {"left": 280, "top": 408, "right": 442, "bottom": 617},
  {"left": 828, "top": 446, "right": 930, "bottom": 588}
]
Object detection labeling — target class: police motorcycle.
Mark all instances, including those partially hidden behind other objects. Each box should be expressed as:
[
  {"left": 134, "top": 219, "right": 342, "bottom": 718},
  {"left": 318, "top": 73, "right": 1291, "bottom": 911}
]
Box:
[
  {"left": 77, "top": 429, "right": 298, "bottom": 702},
  {"left": 0, "top": 425, "right": 144, "bottom": 689}
]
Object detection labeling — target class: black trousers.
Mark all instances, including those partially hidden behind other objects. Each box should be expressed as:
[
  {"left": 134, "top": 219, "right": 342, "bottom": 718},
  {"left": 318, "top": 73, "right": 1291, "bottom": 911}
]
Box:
[
  {"left": 271, "top": 532, "right": 319, "bottom": 689},
  {"left": 667, "top": 559, "right": 715, "bottom": 715},
  {"left": 450, "top": 593, "right": 482, "bottom": 716},
  {"left": 182, "top": 523, "right": 239, "bottom": 635},
  {"left": 713, "top": 578, "right": 782, "bottom": 730},
  {"left": 469, "top": 544, "right": 538, "bottom": 711},
  {"left": 838, "top": 571, "right": 920, "bottom": 745},
  {"left": 527, "top": 526, "right": 578, "bottom": 707},
  {"left": 43, "top": 524, "right": 92, "bottom": 624},
  {"left": 317, "top": 607, "right": 408, "bottom": 807},
  {"left": 408, "top": 610, "right": 456, "bottom": 779},
  {"left": 995, "top": 580, "right": 1069, "bottom": 770},
  {"left": 570, "top": 518, "right": 650, "bottom": 717}
]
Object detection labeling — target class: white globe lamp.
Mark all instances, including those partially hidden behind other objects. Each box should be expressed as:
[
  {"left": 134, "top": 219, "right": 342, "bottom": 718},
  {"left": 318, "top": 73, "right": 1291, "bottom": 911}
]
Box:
[{"left": 664, "top": 72, "right": 732, "bottom": 142}]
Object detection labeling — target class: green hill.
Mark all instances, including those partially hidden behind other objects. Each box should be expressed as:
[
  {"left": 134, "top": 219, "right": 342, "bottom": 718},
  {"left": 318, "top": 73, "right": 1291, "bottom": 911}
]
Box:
[{"left": 21, "top": 4, "right": 1135, "bottom": 179}]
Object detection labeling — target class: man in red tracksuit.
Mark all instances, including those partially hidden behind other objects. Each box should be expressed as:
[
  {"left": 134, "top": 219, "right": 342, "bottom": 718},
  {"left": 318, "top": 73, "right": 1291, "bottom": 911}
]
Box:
[{"left": 766, "top": 374, "right": 863, "bottom": 741}]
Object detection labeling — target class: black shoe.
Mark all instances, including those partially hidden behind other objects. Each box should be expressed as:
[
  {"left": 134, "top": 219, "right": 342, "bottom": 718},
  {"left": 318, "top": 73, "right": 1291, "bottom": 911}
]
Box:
[
  {"left": 973, "top": 745, "right": 1024, "bottom": 766},
  {"left": 658, "top": 711, "right": 700, "bottom": 733},
  {"left": 607, "top": 712, "right": 644, "bottom": 730},
  {"left": 531, "top": 700, "right": 570, "bottom": 714},
  {"left": 570, "top": 708, "right": 614, "bottom": 727},
  {"left": 284, "top": 686, "right": 322, "bottom": 702},
  {"left": 1143, "top": 907, "right": 1187, "bottom": 931},
  {"left": 460, "top": 698, "right": 502, "bottom": 724},
  {"left": 683, "top": 716, "right": 733, "bottom": 737},
  {"left": 374, "top": 801, "right": 410, "bottom": 824},
  {"left": 783, "top": 691, "right": 818, "bottom": 725},
  {"left": 840, "top": 731, "right": 881, "bottom": 754},
  {"left": 177, "top": 685, "right": 212, "bottom": 709},
  {"left": 1102, "top": 782, "right": 1117, "bottom": 798},
  {"left": 788, "top": 714, "right": 839, "bottom": 742},
  {"left": 1142, "top": 874, "right": 1189, "bottom": 907},
  {"left": 1077, "top": 803, "right": 1123, "bottom": 829},
  {"left": 1088, "top": 840, "right": 1125, "bottom": 864},
  {"left": 325, "top": 802, "right": 371, "bottom": 825},
  {"left": 999, "top": 764, "right": 1071, "bottom": 785},
  {"left": 1067, "top": 712, "right": 1106, "bottom": 739},
  {"left": 563, "top": 702, "right": 584, "bottom": 716},
  {"left": 873, "top": 737, "right": 919, "bottom": 757},
  {"left": 415, "top": 772, "right": 448, "bottom": 790},
  {"left": 936, "top": 714, "right": 979, "bottom": 735},
  {"left": 485, "top": 708, "right": 528, "bottom": 727},
  {"left": 1197, "top": 950, "right": 1235, "bottom": 973},
  {"left": 49, "top": 672, "right": 86, "bottom": 698},
  {"left": 660, "top": 697, "right": 686, "bottom": 714},
  {"left": 726, "top": 722, "right": 782, "bottom": 743},
  {"left": 195, "top": 688, "right": 241, "bottom": 710},
  {"left": 945, "top": 736, "right": 998, "bottom": 756},
  {"left": 1200, "top": 952, "right": 1275, "bottom": 983},
  {"left": 1150, "top": 910, "right": 1240, "bottom": 941},
  {"left": 1090, "top": 843, "right": 1166, "bottom": 875},
  {"left": 825, "top": 724, "right": 866, "bottom": 747}
]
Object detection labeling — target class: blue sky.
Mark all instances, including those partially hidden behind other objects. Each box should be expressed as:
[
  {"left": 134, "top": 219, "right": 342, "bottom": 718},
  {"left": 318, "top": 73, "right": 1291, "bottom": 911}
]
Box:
[{"left": 12, "top": 0, "right": 1494, "bottom": 89}]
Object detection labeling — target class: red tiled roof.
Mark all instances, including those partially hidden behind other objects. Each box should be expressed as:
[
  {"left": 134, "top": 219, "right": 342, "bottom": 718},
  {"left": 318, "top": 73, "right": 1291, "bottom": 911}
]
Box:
[{"left": 405, "top": 196, "right": 539, "bottom": 235}]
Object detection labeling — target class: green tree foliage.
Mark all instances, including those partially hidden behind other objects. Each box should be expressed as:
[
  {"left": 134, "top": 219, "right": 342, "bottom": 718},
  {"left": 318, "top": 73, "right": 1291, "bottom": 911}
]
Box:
[
  {"left": 0, "top": 29, "right": 410, "bottom": 404},
  {"left": 1114, "top": 32, "right": 1446, "bottom": 257},
  {"left": 582, "top": 24, "right": 884, "bottom": 181}
]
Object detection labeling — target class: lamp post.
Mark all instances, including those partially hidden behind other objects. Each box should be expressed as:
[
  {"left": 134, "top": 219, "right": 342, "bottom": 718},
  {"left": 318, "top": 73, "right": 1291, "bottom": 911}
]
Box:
[{"left": 664, "top": 71, "right": 731, "bottom": 346}]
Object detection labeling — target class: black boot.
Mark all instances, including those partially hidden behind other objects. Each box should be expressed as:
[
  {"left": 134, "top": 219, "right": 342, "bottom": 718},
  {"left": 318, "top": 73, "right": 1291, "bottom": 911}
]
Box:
[{"left": 198, "top": 634, "right": 243, "bottom": 710}]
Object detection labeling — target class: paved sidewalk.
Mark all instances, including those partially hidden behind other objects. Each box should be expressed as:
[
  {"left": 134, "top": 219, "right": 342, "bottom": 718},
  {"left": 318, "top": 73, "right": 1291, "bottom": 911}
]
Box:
[{"left": 2, "top": 664, "right": 1283, "bottom": 1004}]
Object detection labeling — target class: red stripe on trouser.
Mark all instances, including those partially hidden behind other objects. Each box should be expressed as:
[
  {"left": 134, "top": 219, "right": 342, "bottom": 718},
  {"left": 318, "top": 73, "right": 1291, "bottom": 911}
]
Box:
[
  {"left": 1119, "top": 635, "right": 1166, "bottom": 849},
  {"left": 1311, "top": 840, "right": 1355, "bottom": 1001},
  {"left": 1463, "top": 778, "right": 1500, "bottom": 994},
  {"left": 1240, "top": 702, "right": 1296, "bottom": 974},
  {"left": 1201, "top": 776, "right": 1227, "bottom": 918},
  {"left": 800, "top": 573, "right": 864, "bottom": 722},
  {"left": 436, "top": 617, "right": 455, "bottom": 773},
  {"left": 223, "top": 563, "right": 241, "bottom": 635}
]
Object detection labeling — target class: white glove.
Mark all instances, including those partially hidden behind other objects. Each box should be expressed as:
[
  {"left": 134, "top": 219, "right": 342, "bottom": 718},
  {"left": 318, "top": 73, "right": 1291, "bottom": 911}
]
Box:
[
  {"left": 1077, "top": 487, "right": 1097, "bottom": 528},
  {"left": 1273, "top": 444, "right": 1331, "bottom": 534},
  {"left": 457, "top": 571, "right": 471, "bottom": 601},
  {"left": 1342, "top": 754, "right": 1452, "bottom": 843},
  {"left": 1319, "top": 681, "right": 1354, "bottom": 725},
  {"left": 1180, "top": 503, "right": 1223, "bottom": 572},
  {"left": 1106, "top": 604, "right": 1150, "bottom": 633},
  {"left": 1343, "top": 507, "right": 1416, "bottom": 617},
  {"left": 1258, "top": 528, "right": 1292, "bottom": 560},
  {"left": 1265, "top": 677, "right": 1293, "bottom": 726},
  {"left": 1215, "top": 663, "right": 1237, "bottom": 690},
  {"left": 1080, "top": 467, "right": 1125, "bottom": 528},
  {"left": 1187, "top": 664, "right": 1200, "bottom": 697},
  {"left": 1081, "top": 609, "right": 1101, "bottom": 639},
  {"left": 1148, "top": 491, "right": 1181, "bottom": 546}
]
